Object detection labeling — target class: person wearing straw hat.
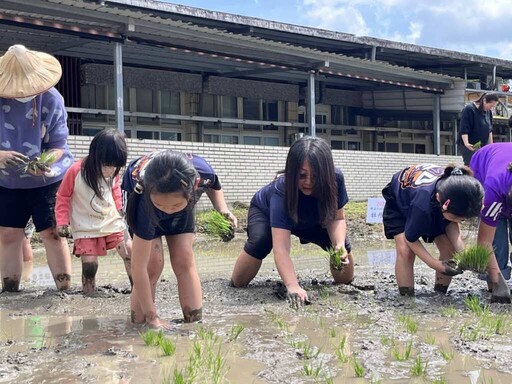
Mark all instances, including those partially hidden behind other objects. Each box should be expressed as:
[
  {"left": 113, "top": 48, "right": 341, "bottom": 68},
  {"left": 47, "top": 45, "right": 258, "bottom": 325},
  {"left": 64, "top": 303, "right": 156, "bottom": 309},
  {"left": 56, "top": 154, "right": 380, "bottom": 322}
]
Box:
[{"left": 0, "top": 44, "right": 73, "bottom": 292}]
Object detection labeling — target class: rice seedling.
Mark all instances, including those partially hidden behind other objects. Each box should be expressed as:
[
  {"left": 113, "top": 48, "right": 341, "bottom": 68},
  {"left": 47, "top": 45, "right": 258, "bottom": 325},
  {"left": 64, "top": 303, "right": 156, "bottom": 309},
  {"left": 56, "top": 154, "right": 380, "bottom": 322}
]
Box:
[
  {"left": 481, "top": 312, "right": 509, "bottom": 335},
  {"left": 228, "top": 323, "right": 245, "bottom": 341},
  {"left": 19, "top": 150, "right": 57, "bottom": 174},
  {"left": 172, "top": 368, "right": 185, "bottom": 384},
  {"left": 203, "top": 210, "right": 234, "bottom": 242},
  {"left": 391, "top": 340, "right": 413, "bottom": 361},
  {"left": 302, "top": 362, "right": 322, "bottom": 378},
  {"left": 160, "top": 338, "right": 177, "bottom": 356},
  {"left": 439, "top": 347, "right": 454, "bottom": 361},
  {"left": 473, "top": 141, "right": 482, "bottom": 150},
  {"left": 140, "top": 329, "right": 164, "bottom": 346},
  {"left": 351, "top": 355, "right": 365, "bottom": 378},
  {"left": 398, "top": 314, "right": 418, "bottom": 334},
  {"left": 459, "top": 323, "right": 483, "bottom": 342},
  {"left": 410, "top": 355, "right": 427, "bottom": 376},
  {"left": 423, "top": 333, "right": 436, "bottom": 345},
  {"left": 328, "top": 328, "right": 336, "bottom": 338},
  {"left": 453, "top": 245, "right": 492, "bottom": 273},
  {"left": 326, "top": 246, "right": 348, "bottom": 270},
  {"left": 440, "top": 305, "right": 457, "bottom": 318},
  {"left": 464, "top": 296, "right": 488, "bottom": 316},
  {"left": 300, "top": 341, "right": 320, "bottom": 359},
  {"left": 380, "top": 335, "right": 395, "bottom": 347}
]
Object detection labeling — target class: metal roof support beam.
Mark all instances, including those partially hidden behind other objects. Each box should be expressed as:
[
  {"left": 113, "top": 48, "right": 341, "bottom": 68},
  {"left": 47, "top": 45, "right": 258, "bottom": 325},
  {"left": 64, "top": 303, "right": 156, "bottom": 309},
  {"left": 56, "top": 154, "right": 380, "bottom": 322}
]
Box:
[
  {"left": 433, "top": 94, "right": 441, "bottom": 155},
  {"left": 218, "top": 67, "right": 289, "bottom": 78},
  {"left": 308, "top": 71, "right": 316, "bottom": 137},
  {"left": 114, "top": 42, "right": 124, "bottom": 133},
  {"left": 371, "top": 46, "right": 377, "bottom": 61}
]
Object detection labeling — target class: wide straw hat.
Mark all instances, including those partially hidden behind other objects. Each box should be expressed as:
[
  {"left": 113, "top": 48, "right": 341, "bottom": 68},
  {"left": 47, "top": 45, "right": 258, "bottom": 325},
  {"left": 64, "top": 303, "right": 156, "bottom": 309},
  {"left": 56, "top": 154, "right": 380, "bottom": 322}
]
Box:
[{"left": 0, "top": 44, "right": 62, "bottom": 98}]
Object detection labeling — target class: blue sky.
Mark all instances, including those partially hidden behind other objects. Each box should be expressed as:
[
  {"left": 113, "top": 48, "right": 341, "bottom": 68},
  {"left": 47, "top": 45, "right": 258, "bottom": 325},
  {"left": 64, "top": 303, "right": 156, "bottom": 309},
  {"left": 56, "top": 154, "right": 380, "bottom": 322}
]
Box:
[{"left": 165, "top": 0, "right": 511, "bottom": 60}]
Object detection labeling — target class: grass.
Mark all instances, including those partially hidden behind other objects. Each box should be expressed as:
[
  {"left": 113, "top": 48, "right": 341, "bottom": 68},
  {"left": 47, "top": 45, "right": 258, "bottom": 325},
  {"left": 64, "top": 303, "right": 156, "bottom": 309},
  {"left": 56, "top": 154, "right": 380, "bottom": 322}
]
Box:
[
  {"left": 391, "top": 340, "right": 413, "bottom": 361},
  {"left": 453, "top": 244, "right": 492, "bottom": 273},
  {"left": 398, "top": 314, "right": 418, "bottom": 334},
  {"left": 140, "top": 329, "right": 164, "bottom": 346},
  {"left": 440, "top": 305, "right": 457, "bottom": 318},
  {"left": 410, "top": 355, "right": 427, "bottom": 376},
  {"left": 352, "top": 355, "right": 365, "bottom": 378},
  {"left": 464, "top": 296, "right": 487, "bottom": 316},
  {"left": 228, "top": 323, "right": 245, "bottom": 341},
  {"left": 160, "top": 338, "right": 177, "bottom": 356},
  {"left": 439, "top": 347, "right": 454, "bottom": 361},
  {"left": 423, "top": 333, "right": 436, "bottom": 345}
]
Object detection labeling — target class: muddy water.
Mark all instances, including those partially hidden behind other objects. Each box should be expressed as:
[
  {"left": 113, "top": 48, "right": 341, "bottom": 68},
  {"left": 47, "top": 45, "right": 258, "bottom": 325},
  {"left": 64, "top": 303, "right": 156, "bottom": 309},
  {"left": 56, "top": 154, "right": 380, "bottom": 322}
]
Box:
[{"left": 1, "top": 237, "right": 512, "bottom": 383}]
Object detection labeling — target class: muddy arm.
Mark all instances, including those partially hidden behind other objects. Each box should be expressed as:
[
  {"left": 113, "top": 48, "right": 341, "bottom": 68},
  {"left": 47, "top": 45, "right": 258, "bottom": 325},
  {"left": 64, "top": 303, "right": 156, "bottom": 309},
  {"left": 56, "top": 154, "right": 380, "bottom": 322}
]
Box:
[{"left": 405, "top": 239, "right": 444, "bottom": 272}]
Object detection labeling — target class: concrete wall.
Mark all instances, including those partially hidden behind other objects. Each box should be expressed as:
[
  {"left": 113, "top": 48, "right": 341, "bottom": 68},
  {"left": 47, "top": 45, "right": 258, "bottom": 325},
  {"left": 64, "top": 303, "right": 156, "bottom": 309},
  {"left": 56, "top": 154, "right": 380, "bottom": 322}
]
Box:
[{"left": 68, "top": 135, "right": 462, "bottom": 209}]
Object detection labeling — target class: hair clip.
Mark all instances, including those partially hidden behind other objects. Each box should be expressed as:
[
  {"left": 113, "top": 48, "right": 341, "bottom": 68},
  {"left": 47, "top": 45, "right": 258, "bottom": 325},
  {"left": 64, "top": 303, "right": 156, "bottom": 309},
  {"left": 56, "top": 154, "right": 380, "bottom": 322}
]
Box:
[
  {"left": 450, "top": 168, "right": 463, "bottom": 176},
  {"left": 134, "top": 182, "right": 144, "bottom": 194},
  {"left": 172, "top": 169, "right": 189, "bottom": 187}
]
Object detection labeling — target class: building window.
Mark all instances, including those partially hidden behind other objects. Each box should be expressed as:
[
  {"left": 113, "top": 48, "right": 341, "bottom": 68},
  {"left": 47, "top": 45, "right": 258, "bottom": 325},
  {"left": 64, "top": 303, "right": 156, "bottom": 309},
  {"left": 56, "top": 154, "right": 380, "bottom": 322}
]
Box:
[
  {"left": 264, "top": 137, "right": 279, "bottom": 146},
  {"left": 243, "top": 136, "right": 261, "bottom": 145},
  {"left": 263, "top": 100, "right": 278, "bottom": 121}
]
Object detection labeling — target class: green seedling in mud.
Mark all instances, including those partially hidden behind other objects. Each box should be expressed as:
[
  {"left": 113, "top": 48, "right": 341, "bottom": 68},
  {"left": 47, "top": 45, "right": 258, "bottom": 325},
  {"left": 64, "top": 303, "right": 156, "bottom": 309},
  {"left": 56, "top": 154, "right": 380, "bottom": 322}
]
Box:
[
  {"left": 380, "top": 335, "right": 395, "bottom": 347},
  {"left": 299, "top": 341, "right": 320, "bottom": 360},
  {"left": 398, "top": 314, "right": 418, "bottom": 334},
  {"left": 423, "top": 333, "right": 436, "bottom": 345},
  {"left": 351, "top": 355, "right": 365, "bottom": 378},
  {"left": 481, "top": 312, "right": 509, "bottom": 335},
  {"left": 160, "top": 338, "right": 177, "bottom": 356},
  {"left": 335, "top": 335, "right": 349, "bottom": 363},
  {"left": 20, "top": 150, "right": 57, "bottom": 174},
  {"left": 202, "top": 210, "right": 234, "bottom": 242},
  {"left": 453, "top": 244, "right": 492, "bottom": 273},
  {"left": 302, "top": 362, "right": 322, "bottom": 378},
  {"left": 326, "top": 246, "right": 348, "bottom": 270},
  {"left": 439, "top": 347, "right": 454, "bottom": 361},
  {"left": 459, "top": 323, "right": 483, "bottom": 342},
  {"left": 473, "top": 141, "right": 482, "bottom": 150},
  {"left": 228, "top": 323, "right": 245, "bottom": 341},
  {"left": 171, "top": 368, "right": 185, "bottom": 384},
  {"left": 410, "top": 355, "right": 427, "bottom": 376},
  {"left": 431, "top": 377, "right": 447, "bottom": 384},
  {"left": 140, "top": 329, "right": 164, "bottom": 346},
  {"left": 464, "top": 296, "right": 487, "bottom": 315},
  {"left": 440, "top": 305, "right": 457, "bottom": 318},
  {"left": 328, "top": 328, "right": 336, "bottom": 338},
  {"left": 391, "top": 340, "right": 413, "bottom": 361}
]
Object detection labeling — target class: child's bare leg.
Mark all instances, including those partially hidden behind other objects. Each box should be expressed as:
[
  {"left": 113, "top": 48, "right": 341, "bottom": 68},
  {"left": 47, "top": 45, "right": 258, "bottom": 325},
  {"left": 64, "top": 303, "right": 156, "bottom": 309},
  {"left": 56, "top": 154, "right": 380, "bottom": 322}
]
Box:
[
  {"left": 433, "top": 234, "right": 455, "bottom": 293},
  {"left": 116, "top": 236, "right": 133, "bottom": 286},
  {"left": 394, "top": 233, "right": 416, "bottom": 295},
  {"left": 167, "top": 233, "right": 202, "bottom": 323},
  {"left": 40, "top": 227, "right": 71, "bottom": 291},
  {"left": 130, "top": 238, "right": 164, "bottom": 324},
  {"left": 0, "top": 227, "right": 24, "bottom": 292},
  {"left": 81, "top": 255, "right": 98, "bottom": 294}
]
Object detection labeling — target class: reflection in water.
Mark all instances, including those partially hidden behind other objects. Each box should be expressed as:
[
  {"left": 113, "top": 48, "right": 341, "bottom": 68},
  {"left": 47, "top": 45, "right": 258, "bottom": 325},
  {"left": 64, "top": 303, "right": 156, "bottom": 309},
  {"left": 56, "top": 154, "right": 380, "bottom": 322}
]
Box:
[{"left": 367, "top": 249, "right": 396, "bottom": 266}]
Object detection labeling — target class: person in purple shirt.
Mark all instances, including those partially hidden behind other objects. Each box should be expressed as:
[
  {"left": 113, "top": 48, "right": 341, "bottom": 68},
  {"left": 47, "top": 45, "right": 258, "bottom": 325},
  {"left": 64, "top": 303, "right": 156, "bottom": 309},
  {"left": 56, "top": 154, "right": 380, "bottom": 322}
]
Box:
[
  {"left": 0, "top": 45, "right": 74, "bottom": 292},
  {"left": 122, "top": 150, "right": 236, "bottom": 328},
  {"left": 231, "top": 136, "right": 353, "bottom": 308},
  {"left": 382, "top": 164, "right": 483, "bottom": 297},
  {"left": 470, "top": 142, "right": 512, "bottom": 302}
]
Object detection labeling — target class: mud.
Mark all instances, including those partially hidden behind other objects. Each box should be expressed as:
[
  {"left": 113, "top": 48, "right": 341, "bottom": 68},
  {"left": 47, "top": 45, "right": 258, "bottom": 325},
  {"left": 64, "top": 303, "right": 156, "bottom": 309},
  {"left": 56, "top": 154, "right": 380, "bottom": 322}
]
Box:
[{"left": 1, "top": 232, "right": 511, "bottom": 383}]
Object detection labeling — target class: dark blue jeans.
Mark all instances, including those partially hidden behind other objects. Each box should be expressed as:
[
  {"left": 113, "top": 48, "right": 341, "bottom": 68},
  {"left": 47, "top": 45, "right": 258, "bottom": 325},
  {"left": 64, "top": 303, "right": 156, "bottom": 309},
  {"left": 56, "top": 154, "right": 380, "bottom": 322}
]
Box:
[{"left": 493, "top": 218, "right": 512, "bottom": 280}]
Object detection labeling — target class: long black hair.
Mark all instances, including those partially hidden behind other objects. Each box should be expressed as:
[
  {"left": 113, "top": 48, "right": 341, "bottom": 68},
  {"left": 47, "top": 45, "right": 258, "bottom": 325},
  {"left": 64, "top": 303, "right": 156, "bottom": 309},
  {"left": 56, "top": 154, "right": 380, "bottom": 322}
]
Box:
[
  {"left": 81, "top": 129, "right": 128, "bottom": 200},
  {"left": 475, "top": 92, "right": 499, "bottom": 113},
  {"left": 436, "top": 164, "right": 483, "bottom": 218},
  {"left": 285, "top": 136, "right": 338, "bottom": 225},
  {"left": 126, "top": 150, "right": 198, "bottom": 229}
]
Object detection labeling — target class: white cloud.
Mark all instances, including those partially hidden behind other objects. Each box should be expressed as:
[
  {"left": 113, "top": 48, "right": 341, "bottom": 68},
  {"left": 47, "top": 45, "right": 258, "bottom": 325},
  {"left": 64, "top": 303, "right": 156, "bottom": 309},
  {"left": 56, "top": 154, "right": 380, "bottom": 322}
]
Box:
[{"left": 298, "top": 0, "right": 512, "bottom": 57}]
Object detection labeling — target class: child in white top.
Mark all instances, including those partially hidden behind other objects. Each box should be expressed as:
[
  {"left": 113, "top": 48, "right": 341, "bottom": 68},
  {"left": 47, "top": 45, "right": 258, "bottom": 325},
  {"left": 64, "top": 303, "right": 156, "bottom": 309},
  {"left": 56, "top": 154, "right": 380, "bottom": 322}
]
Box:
[{"left": 55, "top": 129, "right": 131, "bottom": 294}]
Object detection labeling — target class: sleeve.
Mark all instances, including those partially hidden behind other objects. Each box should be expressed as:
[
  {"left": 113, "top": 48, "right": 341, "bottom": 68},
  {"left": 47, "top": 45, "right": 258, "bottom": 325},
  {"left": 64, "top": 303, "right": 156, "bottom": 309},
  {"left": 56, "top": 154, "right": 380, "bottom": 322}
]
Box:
[
  {"left": 480, "top": 182, "right": 504, "bottom": 227},
  {"left": 129, "top": 195, "right": 157, "bottom": 240},
  {"left": 459, "top": 106, "right": 474, "bottom": 135},
  {"left": 112, "top": 175, "right": 123, "bottom": 211},
  {"left": 41, "top": 90, "right": 69, "bottom": 150},
  {"left": 269, "top": 193, "right": 293, "bottom": 230},
  {"left": 55, "top": 162, "right": 79, "bottom": 226},
  {"left": 336, "top": 170, "right": 349, "bottom": 209}
]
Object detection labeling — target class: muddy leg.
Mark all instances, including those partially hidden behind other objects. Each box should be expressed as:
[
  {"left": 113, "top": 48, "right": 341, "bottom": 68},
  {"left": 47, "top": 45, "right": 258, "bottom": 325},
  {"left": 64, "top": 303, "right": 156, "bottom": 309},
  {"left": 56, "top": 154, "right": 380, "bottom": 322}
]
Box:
[
  {"left": 130, "top": 238, "right": 164, "bottom": 324},
  {"left": 81, "top": 256, "right": 99, "bottom": 294},
  {"left": 394, "top": 234, "right": 416, "bottom": 295},
  {"left": 0, "top": 227, "right": 25, "bottom": 292},
  {"left": 491, "top": 271, "right": 512, "bottom": 304},
  {"left": 40, "top": 227, "right": 71, "bottom": 290},
  {"left": 117, "top": 237, "right": 133, "bottom": 287},
  {"left": 167, "top": 233, "right": 202, "bottom": 323},
  {"left": 231, "top": 250, "right": 262, "bottom": 287}
]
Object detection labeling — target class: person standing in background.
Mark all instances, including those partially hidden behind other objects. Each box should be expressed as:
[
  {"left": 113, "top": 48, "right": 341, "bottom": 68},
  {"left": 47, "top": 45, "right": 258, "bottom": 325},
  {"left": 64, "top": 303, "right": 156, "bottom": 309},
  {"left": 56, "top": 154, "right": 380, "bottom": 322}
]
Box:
[{"left": 0, "top": 44, "right": 73, "bottom": 292}]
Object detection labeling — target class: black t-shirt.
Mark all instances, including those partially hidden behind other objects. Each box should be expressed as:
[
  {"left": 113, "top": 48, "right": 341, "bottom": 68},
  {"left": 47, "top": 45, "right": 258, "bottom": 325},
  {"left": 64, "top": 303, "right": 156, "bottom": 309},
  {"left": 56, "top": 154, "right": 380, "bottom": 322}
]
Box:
[
  {"left": 251, "top": 169, "right": 348, "bottom": 231},
  {"left": 389, "top": 164, "right": 450, "bottom": 242},
  {"left": 459, "top": 102, "right": 493, "bottom": 146}
]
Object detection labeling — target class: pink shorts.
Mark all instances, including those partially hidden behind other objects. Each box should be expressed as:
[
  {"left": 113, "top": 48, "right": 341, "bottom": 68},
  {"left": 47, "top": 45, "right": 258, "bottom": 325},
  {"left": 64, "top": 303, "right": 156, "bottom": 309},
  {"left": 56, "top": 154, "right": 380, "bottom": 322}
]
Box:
[{"left": 73, "top": 232, "right": 125, "bottom": 257}]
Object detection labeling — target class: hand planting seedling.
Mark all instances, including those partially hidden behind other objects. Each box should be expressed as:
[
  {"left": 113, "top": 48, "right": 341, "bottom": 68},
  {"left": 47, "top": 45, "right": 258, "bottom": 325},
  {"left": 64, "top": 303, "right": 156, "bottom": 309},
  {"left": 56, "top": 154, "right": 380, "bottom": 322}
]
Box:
[
  {"left": 20, "top": 150, "right": 57, "bottom": 175},
  {"left": 472, "top": 141, "right": 482, "bottom": 150},
  {"left": 453, "top": 244, "right": 492, "bottom": 273},
  {"left": 327, "top": 246, "right": 349, "bottom": 271},
  {"left": 205, "top": 210, "right": 235, "bottom": 242}
]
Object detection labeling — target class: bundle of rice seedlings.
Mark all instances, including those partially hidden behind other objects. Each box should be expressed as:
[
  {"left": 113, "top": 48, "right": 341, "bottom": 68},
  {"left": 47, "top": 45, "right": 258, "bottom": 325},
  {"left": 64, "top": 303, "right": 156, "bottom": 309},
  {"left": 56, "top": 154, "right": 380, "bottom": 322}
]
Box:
[
  {"left": 453, "top": 244, "right": 492, "bottom": 273},
  {"left": 327, "top": 246, "right": 348, "bottom": 271},
  {"left": 473, "top": 141, "right": 482, "bottom": 150},
  {"left": 20, "top": 150, "right": 57, "bottom": 174},
  {"left": 205, "top": 210, "right": 234, "bottom": 242}
]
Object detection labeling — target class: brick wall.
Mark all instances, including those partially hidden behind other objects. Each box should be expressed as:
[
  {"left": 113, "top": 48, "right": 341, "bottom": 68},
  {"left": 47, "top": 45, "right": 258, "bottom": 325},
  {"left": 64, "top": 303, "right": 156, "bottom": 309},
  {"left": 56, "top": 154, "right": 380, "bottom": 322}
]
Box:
[{"left": 68, "top": 136, "right": 462, "bottom": 208}]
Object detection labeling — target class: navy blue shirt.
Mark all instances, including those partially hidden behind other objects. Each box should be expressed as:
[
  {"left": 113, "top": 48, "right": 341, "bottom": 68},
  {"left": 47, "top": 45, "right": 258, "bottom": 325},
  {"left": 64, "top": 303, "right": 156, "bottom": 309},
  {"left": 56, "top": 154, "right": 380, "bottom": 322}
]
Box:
[
  {"left": 389, "top": 164, "right": 449, "bottom": 242},
  {"left": 122, "top": 151, "right": 221, "bottom": 240},
  {"left": 459, "top": 103, "right": 493, "bottom": 146},
  {"left": 251, "top": 169, "right": 348, "bottom": 231}
]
